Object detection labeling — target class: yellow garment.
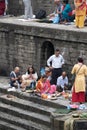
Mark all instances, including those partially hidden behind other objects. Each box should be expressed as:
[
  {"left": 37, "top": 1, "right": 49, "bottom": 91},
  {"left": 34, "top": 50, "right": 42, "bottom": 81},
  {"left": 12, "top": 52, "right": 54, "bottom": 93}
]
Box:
[
  {"left": 75, "top": 0, "right": 86, "bottom": 28},
  {"left": 75, "top": 13, "right": 86, "bottom": 28},
  {"left": 71, "top": 64, "right": 87, "bottom": 93}
]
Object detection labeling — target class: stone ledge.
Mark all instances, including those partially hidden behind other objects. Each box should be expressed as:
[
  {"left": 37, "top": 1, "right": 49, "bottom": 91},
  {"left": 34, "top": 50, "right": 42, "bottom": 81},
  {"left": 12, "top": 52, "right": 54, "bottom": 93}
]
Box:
[{"left": 0, "top": 17, "right": 87, "bottom": 43}]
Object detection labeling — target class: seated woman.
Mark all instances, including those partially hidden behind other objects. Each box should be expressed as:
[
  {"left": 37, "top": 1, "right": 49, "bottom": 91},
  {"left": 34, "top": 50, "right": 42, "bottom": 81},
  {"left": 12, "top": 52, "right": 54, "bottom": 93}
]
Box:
[
  {"left": 60, "top": 0, "right": 75, "bottom": 23},
  {"left": 48, "top": 0, "right": 63, "bottom": 24},
  {"left": 36, "top": 75, "right": 56, "bottom": 94},
  {"left": 45, "top": 67, "right": 52, "bottom": 81},
  {"left": 21, "top": 65, "right": 38, "bottom": 90}
]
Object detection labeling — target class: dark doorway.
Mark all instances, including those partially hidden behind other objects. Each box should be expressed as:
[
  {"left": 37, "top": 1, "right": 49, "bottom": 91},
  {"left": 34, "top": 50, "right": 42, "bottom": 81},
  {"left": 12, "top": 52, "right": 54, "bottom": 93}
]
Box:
[{"left": 40, "top": 41, "right": 54, "bottom": 68}]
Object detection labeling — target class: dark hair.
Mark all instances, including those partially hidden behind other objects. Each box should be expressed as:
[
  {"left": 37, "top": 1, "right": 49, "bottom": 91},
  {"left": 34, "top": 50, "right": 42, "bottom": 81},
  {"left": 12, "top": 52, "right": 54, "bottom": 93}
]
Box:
[
  {"left": 41, "top": 74, "right": 47, "bottom": 79},
  {"left": 63, "top": 0, "right": 69, "bottom": 4},
  {"left": 78, "top": 57, "right": 83, "bottom": 63},
  {"left": 55, "top": 48, "right": 60, "bottom": 52},
  {"left": 27, "top": 66, "right": 35, "bottom": 74}
]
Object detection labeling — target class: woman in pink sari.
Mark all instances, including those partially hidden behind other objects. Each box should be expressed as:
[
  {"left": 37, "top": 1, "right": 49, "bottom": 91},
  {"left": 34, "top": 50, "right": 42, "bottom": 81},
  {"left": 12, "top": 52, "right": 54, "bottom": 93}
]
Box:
[{"left": 36, "top": 75, "right": 56, "bottom": 94}]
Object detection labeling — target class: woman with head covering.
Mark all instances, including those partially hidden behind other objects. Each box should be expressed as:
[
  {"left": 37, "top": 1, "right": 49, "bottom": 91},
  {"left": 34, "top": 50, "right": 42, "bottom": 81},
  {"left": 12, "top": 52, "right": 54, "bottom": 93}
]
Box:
[{"left": 74, "top": 0, "right": 86, "bottom": 28}]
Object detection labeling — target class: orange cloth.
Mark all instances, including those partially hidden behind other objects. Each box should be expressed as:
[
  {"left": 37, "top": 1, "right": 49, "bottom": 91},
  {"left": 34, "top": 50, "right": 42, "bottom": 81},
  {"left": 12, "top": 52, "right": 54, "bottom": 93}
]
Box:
[
  {"left": 74, "top": 0, "right": 86, "bottom": 27},
  {"left": 75, "top": 0, "right": 86, "bottom": 16},
  {"left": 36, "top": 79, "right": 50, "bottom": 94},
  {"left": 36, "top": 78, "right": 56, "bottom": 94}
]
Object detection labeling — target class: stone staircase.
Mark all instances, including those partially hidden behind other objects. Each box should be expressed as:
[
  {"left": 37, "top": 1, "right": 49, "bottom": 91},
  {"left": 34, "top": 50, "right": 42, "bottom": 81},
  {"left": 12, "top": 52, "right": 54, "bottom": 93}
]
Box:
[{"left": 0, "top": 87, "right": 66, "bottom": 130}]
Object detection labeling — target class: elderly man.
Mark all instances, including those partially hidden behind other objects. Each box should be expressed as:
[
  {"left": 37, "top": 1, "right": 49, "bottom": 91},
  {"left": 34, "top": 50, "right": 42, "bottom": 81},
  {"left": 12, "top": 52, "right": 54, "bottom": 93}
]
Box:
[
  {"left": 56, "top": 71, "right": 69, "bottom": 92},
  {"left": 23, "top": 0, "right": 33, "bottom": 19},
  {"left": 10, "top": 67, "right": 21, "bottom": 88}
]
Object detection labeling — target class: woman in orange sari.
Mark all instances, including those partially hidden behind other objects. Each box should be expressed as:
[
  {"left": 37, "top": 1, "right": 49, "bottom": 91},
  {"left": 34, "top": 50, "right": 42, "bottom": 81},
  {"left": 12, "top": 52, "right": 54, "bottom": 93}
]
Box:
[
  {"left": 36, "top": 75, "right": 56, "bottom": 94},
  {"left": 74, "top": 0, "right": 86, "bottom": 28}
]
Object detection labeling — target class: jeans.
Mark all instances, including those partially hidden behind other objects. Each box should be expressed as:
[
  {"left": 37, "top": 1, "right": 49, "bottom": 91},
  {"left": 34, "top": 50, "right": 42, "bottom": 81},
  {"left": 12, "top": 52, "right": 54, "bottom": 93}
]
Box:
[{"left": 23, "top": 0, "right": 33, "bottom": 19}]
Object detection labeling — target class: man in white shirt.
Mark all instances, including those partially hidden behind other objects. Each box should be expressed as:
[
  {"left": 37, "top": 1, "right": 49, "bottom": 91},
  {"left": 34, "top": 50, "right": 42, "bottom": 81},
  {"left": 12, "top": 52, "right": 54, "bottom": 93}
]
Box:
[
  {"left": 57, "top": 71, "right": 68, "bottom": 92},
  {"left": 47, "top": 49, "right": 64, "bottom": 85}
]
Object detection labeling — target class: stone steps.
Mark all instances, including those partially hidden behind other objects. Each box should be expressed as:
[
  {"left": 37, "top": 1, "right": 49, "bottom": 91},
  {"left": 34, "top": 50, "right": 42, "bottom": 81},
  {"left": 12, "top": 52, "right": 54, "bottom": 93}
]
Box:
[
  {"left": 0, "top": 94, "right": 55, "bottom": 116},
  {"left": 0, "top": 120, "right": 26, "bottom": 130},
  {"left": 0, "top": 86, "right": 66, "bottom": 130},
  {"left": 0, "top": 111, "right": 49, "bottom": 130},
  {"left": 0, "top": 87, "right": 66, "bottom": 108},
  {"left": 0, "top": 102, "right": 50, "bottom": 127}
]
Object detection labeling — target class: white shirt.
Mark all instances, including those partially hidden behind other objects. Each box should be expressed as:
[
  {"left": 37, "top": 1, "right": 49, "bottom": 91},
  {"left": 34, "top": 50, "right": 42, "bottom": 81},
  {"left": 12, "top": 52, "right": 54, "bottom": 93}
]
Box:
[
  {"left": 47, "top": 54, "right": 64, "bottom": 68},
  {"left": 57, "top": 76, "right": 68, "bottom": 88}
]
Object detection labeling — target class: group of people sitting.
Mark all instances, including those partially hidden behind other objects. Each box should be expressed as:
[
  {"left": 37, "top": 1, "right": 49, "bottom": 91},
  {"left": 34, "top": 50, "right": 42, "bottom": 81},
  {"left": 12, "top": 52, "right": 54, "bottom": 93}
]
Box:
[
  {"left": 9, "top": 65, "right": 69, "bottom": 97},
  {"left": 48, "top": 0, "right": 75, "bottom": 24},
  {"left": 9, "top": 47, "right": 87, "bottom": 104},
  {"left": 0, "top": 0, "right": 87, "bottom": 28},
  {"left": 9, "top": 65, "right": 38, "bottom": 91}
]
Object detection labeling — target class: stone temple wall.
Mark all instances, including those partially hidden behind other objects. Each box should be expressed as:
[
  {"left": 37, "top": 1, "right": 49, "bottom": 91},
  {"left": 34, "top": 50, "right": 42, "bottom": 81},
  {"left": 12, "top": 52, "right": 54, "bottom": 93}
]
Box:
[
  {"left": 0, "top": 21, "right": 87, "bottom": 77},
  {"left": 8, "top": 0, "right": 74, "bottom": 16}
]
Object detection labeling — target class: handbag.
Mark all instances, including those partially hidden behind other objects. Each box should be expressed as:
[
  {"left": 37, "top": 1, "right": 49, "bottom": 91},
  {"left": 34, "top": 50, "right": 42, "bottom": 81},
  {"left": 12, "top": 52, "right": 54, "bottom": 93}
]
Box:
[
  {"left": 71, "top": 73, "right": 76, "bottom": 83},
  {"left": 71, "top": 65, "right": 83, "bottom": 84}
]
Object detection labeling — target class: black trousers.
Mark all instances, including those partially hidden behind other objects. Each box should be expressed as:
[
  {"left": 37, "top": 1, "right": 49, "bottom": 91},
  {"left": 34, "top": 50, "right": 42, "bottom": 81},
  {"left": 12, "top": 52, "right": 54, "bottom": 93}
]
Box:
[
  {"left": 57, "top": 85, "right": 68, "bottom": 92},
  {"left": 50, "top": 68, "right": 62, "bottom": 85}
]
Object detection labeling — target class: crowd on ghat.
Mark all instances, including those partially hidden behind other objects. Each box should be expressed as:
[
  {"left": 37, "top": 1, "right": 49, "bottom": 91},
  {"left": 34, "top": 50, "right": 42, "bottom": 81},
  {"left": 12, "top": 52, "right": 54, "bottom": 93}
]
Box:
[
  {"left": 1, "top": 0, "right": 87, "bottom": 105},
  {"left": 0, "top": 0, "right": 87, "bottom": 28},
  {"left": 9, "top": 48, "right": 87, "bottom": 105}
]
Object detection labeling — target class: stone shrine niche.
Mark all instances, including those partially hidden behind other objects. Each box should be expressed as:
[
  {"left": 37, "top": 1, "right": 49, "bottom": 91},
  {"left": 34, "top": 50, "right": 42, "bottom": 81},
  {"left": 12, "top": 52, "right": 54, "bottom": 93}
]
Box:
[{"left": 40, "top": 41, "right": 54, "bottom": 68}]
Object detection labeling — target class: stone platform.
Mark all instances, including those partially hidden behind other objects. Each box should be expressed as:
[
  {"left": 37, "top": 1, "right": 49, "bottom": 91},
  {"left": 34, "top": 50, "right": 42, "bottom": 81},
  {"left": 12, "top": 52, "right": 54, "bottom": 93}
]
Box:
[
  {"left": 0, "top": 15, "right": 87, "bottom": 76},
  {"left": 0, "top": 17, "right": 87, "bottom": 130},
  {"left": 0, "top": 16, "right": 87, "bottom": 33},
  {"left": 0, "top": 76, "right": 87, "bottom": 130}
]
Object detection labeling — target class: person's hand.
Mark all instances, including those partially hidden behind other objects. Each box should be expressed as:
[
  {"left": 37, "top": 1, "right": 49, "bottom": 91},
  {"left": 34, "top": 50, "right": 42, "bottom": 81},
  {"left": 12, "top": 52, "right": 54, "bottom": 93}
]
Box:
[
  {"left": 49, "top": 13, "right": 55, "bottom": 18},
  {"left": 57, "top": 10, "right": 60, "bottom": 14},
  {"left": 49, "top": 66, "right": 53, "bottom": 70},
  {"left": 29, "top": 74, "right": 34, "bottom": 79}
]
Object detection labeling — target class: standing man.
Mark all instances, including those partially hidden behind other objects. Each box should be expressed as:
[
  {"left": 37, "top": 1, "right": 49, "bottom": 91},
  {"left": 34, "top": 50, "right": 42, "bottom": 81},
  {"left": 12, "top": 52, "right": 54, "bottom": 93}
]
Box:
[
  {"left": 23, "top": 0, "right": 33, "bottom": 19},
  {"left": 47, "top": 49, "right": 65, "bottom": 85}
]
